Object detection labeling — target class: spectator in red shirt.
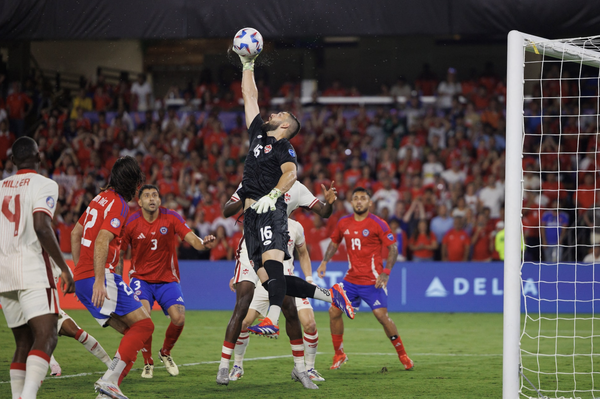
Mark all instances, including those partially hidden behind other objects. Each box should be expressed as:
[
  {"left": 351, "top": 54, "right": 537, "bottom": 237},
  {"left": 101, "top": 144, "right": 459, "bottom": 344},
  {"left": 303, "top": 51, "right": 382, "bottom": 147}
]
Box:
[
  {"left": 470, "top": 214, "right": 493, "bottom": 261},
  {"left": 442, "top": 216, "right": 471, "bottom": 261},
  {"left": 55, "top": 211, "right": 76, "bottom": 258},
  {"left": 157, "top": 167, "right": 180, "bottom": 197},
  {"left": 343, "top": 157, "right": 362, "bottom": 187},
  {"left": 322, "top": 80, "right": 347, "bottom": 97},
  {"left": 0, "top": 119, "right": 15, "bottom": 162},
  {"left": 210, "top": 225, "right": 232, "bottom": 260},
  {"left": 409, "top": 219, "right": 438, "bottom": 261},
  {"left": 199, "top": 194, "right": 221, "bottom": 224},
  {"left": 6, "top": 81, "right": 32, "bottom": 136}
]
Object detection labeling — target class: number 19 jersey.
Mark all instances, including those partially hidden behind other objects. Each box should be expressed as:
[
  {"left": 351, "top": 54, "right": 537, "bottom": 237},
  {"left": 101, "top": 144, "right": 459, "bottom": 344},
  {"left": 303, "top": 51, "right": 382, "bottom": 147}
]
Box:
[
  {"left": 0, "top": 169, "right": 59, "bottom": 292},
  {"left": 73, "top": 189, "right": 129, "bottom": 281}
]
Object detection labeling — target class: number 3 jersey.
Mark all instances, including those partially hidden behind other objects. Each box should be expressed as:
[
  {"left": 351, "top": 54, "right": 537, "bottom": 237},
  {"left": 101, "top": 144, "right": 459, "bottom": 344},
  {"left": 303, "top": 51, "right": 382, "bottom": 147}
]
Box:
[
  {"left": 121, "top": 207, "right": 191, "bottom": 283},
  {"left": 330, "top": 213, "right": 396, "bottom": 285},
  {"left": 73, "top": 189, "right": 129, "bottom": 281},
  {"left": 0, "top": 170, "right": 59, "bottom": 292}
]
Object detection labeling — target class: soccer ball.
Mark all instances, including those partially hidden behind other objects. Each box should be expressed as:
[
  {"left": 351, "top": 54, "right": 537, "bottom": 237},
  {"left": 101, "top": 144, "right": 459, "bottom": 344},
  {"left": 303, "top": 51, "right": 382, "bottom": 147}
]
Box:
[{"left": 232, "top": 27, "right": 263, "bottom": 57}]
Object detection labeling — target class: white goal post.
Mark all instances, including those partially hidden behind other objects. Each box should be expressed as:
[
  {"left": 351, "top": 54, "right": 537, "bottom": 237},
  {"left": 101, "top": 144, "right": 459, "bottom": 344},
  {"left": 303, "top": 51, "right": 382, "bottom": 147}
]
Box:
[{"left": 505, "top": 30, "right": 600, "bottom": 399}]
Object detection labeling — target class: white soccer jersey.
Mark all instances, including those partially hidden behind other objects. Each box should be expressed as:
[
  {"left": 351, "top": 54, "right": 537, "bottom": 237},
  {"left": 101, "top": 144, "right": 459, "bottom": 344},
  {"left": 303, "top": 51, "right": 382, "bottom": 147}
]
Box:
[
  {"left": 230, "top": 180, "right": 319, "bottom": 217},
  {"left": 284, "top": 219, "right": 306, "bottom": 275},
  {"left": 0, "top": 170, "right": 59, "bottom": 293}
]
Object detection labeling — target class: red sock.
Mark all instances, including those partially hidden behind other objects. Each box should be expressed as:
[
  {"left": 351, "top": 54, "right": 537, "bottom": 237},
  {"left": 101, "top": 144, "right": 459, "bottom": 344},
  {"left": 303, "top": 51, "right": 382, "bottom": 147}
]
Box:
[
  {"left": 118, "top": 319, "right": 154, "bottom": 365},
  {"left": 162, "top": 322, "right": 184, "bottom": 356},
  {"left": 118, "top": 361, "right": 134, "bottom": 385},
  {"left": 142, "top": 334, "right": 153, "bottom": 365},
  {"left": 391, "top": 335, "right": 407, "bottom": 357},
  {"left": 332, "top": 334, "right": 344, "bottom": 355}
]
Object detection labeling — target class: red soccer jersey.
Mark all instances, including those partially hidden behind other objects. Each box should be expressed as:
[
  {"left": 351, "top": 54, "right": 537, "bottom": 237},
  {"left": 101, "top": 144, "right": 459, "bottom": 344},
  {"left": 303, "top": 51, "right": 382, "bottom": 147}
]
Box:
[
  {"left": 122, "top": 207, "right": 192, "bottom": 283},
  {"left": 74, "top": 190, "right": 129, "bottom": 281},
  {"left": 331, "top": 213, "right": 396, "bottom": 285}
]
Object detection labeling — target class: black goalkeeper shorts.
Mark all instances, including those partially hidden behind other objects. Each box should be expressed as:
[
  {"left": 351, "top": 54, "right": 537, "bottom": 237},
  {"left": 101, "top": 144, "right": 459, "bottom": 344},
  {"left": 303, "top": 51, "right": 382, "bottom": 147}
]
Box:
[{"left": 243, "top": 203, "right": 290, "bottom": 271}]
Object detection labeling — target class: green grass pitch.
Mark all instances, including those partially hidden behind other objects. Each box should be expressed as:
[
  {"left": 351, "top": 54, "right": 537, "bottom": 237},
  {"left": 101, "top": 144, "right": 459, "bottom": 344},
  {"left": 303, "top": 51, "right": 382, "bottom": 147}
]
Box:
[{"left": 0, "top": 310, "right": 503, "bottom": 398}]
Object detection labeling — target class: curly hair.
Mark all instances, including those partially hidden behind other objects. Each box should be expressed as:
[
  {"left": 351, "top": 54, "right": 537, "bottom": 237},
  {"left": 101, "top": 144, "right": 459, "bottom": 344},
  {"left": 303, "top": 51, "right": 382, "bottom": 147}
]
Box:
[{"left": 104, "top": 156, "right": 145, "bottom": 202}]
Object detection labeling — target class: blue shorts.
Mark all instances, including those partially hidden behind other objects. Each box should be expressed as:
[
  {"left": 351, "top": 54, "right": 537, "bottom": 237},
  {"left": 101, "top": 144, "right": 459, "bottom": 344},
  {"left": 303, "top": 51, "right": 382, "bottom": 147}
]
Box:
[
  {"left": 342, "top": 279, "right": 388, "bottom": 311},
  {"left": 75, "top": 273, "right": 142, "bottom": 327},
  {"left": 129, "top": 278, "right": 185, "bottom": 316}
]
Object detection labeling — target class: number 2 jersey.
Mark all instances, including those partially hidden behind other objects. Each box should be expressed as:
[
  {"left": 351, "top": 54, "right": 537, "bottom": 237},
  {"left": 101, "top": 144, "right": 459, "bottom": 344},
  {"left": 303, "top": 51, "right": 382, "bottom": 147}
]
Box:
[
  {"left": 0, "top": 169, "right": 59, "bottom": 292},
  {"left": 330, "top": 213, "right": 396, "bottom": 285},
  {"left": 121, "top": 207, "right": 191, "bottom": 283},
  {"left": 73, "top": 189, "right": 129, "bottom": 281}
]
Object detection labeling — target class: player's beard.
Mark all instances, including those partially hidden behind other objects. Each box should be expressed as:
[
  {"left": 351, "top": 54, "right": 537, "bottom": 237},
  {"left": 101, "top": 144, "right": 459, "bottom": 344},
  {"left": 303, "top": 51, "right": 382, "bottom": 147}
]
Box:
[
  {"left": 353, "top": 206, "right": 368, "bottom": 215},
  {"left": 262, "top": 120, "right": 282, "bottom": 132}
]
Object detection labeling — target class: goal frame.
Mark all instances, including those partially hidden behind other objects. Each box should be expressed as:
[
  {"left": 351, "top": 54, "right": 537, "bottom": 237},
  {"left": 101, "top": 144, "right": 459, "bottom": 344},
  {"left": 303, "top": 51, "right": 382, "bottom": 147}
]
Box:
[{"left": 504, "top": 30, "right": 600, "bottom": 399}]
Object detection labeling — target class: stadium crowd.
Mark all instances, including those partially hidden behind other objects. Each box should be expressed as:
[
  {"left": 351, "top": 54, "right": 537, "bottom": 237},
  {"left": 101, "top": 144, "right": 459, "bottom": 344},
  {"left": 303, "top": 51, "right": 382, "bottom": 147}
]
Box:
[{"left": 0, "top": 62, "right": 598, "bottom": 263}]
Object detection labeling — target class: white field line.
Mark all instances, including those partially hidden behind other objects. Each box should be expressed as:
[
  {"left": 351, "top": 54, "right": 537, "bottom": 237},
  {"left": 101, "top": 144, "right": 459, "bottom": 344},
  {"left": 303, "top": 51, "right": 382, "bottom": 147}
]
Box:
[{"left": 0, "top": 352, "right": 502, "bottom": 384}]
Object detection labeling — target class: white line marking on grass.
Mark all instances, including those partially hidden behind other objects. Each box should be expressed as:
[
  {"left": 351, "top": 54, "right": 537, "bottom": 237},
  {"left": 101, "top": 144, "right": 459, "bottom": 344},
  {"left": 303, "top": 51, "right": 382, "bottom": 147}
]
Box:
[{"left": 0, "top": 352, "right": 502, "bottom": 384}]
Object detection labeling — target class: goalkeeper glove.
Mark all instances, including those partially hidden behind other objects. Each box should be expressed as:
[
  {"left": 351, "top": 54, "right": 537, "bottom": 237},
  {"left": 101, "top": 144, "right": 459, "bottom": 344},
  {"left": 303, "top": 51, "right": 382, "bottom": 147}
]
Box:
[
  {"left": 238, "top": 53, "right": 258, "bottom": 71},
  {"left": 252, "top": 188, "right": 282, "bottom": 214}
]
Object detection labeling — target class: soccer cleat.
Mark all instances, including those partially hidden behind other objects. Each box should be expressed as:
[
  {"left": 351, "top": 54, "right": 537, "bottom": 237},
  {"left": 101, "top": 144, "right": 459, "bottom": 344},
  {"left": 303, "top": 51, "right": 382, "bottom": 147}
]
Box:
[
  {"left": 216, "top": 367, "right": 230, "bottom": 385},
  {"left": 291, "top": 367, "right": 319, "bottom": 389},
  {"left": 158, "top": 350, "right": 179, "bottom": 376},
  {"left": 330, "top": 283, "right": 355, "bottom": 319},
  {"left": 96, "top": 395, "right": 113, "bottom": 399},
  {"left": 94, "top": 378, "right": 129, "bottom": 399},
  {"left": 49, "top": 360, "right": 62, "bottom": 376},
  {"left": 400, "top": 354, "right": 414, "bottom": 370},
  {"left": 330, "top": 352, "right": 348, "bottom": 370},
  {"left": 228, "top": 365, "right": 244, "bottom": 381},
  {"left": 141, "top": 364, "right": 154, "bottom": 379},
  {"left": 247, "top": 317, "right": 279, "bottom": 338},
  {"left": 307, "top": 368, "right": 325, "bottom": 382}
]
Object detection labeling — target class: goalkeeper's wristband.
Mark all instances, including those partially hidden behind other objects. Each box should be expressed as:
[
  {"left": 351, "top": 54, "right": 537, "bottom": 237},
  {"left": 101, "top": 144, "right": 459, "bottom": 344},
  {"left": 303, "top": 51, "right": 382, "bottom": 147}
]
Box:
[
  {"left": 242, "top": 60, "right": 255, "bottom": 71},
  {"left": 306, "top": 276, "right": 313, "bottom": 283},
  {"left": 381, "top": 268, "right": 391, "bottom": 276},
  {"left": 267, "top": 188, "right": 282, "bottom": 200}
]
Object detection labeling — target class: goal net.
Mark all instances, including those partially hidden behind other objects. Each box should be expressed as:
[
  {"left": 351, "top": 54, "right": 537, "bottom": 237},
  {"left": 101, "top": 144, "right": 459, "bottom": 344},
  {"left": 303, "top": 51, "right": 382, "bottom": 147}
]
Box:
[{"left": 505, "top": 31, "right": 600, "bottom": 399}]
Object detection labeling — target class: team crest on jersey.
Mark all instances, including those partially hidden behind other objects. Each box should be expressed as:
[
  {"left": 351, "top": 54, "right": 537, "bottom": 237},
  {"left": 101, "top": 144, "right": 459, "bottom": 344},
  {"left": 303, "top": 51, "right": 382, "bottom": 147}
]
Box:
[
  {"left": 135, "top": 290, "right": 142, "bottom": 296},
  {"left": 110, "top": 218, "right": 121, "bottom": 228},
  {"left": 46, "top": 196, "right": 55, "bottom": 208},
  {"left": 387, "top": 233, "right": 394, "bottom": 241},
  {"left": 160, "top": 227, "right": 168, "bottom": 235},
  {"left": 134, "top": 295, "right": 140, "bottom": 301},
  {"left": 362, "top": 229, "right": 370, "bottom": 237},
  {"left": 288, "top": 149, "right": 296, "bottom": 157},
  {"left": 264, "top": 144, "right": 272, "bottom": 153},
  {"left": 242, "top": 268, "right": 249, "bottom": 275}
]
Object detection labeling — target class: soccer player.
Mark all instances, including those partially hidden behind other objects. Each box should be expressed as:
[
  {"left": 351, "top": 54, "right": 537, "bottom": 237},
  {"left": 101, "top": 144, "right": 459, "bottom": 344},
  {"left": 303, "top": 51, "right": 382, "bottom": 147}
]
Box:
[
  {"left": 0, "top": 137, "right": 75, "bottom": 399},
  {"left": 217, "top": 180, "right": 353, "bottom": 388},
  {"left": 318, "top": 187, "right": 414, "bottom": 371},
  {"left": 120, "top": 184, "right": 216, "bottom": 378},
  {"left": 71, "top": 156, "right": 152, "bottom": 399},
  {"left": 230, "top": 218, "right": 325, "bottom": 382}
]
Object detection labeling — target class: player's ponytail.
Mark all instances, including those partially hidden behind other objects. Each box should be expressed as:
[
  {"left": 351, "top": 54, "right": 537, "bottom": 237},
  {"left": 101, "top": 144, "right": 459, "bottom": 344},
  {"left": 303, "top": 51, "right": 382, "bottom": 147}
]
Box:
[{"left": 104, "top": 156, "right": 145, "bottom": 202}]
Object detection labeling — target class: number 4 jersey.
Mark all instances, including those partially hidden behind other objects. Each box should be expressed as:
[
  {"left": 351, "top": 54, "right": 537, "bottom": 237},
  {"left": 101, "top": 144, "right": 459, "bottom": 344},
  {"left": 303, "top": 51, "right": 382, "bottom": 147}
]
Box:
[
  {"left": 0, "top": 169, "right": 59, "bottom": 292},
  {"left": 330, "top": 213, "right": 396, "bottom": 285},
  {"left": 73, "top": 189, "right": 129, "bottom": 281}
]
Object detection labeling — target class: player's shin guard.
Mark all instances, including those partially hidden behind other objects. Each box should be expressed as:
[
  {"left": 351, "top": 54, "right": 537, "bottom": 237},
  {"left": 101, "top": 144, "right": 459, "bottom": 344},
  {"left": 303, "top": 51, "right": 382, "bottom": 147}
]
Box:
[
  {"left": 75, "top": 329, "right": 112, "bottom": 367},
  {"left": 290, "top": 339, "right": 306, "bottom": 373},
  {"left": 219, "top": 341, "right": 235, "bottom": 369},
  {"left": 284, "top": 275, "right": 332, "bottom": 303},
  {"left": 162, "top": 322, "right": 184, "bottom": 356},
  {"left": 304, "top": 330, "right": 319, "bottom": 370},
  {"left": 263, "top": 260, "right": 286, "bottom": 325},
  {"left": 9, "top": 363, "right": 26, "bottom": 399},
  {"left": 141, "top": 333, "right": 154, "bottom": 365},
  {"left": 20, "top": 350, "right": 49, "bottom": 399},
  {"left": 233, "top": 330, "right": 250, "bottom": 368},
  {"left": 332, "top": 333, "right": 344, "bottom": 355}
]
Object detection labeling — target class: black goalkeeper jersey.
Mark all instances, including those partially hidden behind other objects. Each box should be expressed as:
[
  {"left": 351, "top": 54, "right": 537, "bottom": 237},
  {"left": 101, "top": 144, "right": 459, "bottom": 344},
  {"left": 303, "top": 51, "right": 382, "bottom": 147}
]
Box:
[{"left": 240, "top": 114, "right": 298, "bottom": 202}]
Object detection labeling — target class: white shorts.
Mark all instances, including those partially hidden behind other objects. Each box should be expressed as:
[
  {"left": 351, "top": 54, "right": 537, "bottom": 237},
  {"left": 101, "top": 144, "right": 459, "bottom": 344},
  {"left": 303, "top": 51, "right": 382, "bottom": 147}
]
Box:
[
  {"left": 232, "top": 240, "right": 260, "bottom": 287},
  {"left": 249, "top": 283, "right": 313, "bottom": 317},
  {"left": 0, "top": 288, "right": 59, "bottom": 329},
  {"left": 57, "top": 308, "right": 78, "bottom": 335}
]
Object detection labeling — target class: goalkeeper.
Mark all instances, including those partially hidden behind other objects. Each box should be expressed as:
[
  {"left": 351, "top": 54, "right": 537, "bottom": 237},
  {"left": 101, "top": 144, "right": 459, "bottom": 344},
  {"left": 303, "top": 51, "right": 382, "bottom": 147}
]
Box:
[{"left": 235, "top": 48, "right": 305, "bottom": 337}]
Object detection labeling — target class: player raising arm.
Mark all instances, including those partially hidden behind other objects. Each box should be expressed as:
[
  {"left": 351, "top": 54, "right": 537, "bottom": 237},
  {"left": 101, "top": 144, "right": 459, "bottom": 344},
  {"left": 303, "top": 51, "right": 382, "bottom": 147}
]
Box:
[
  {"left": 0, "top": 137, "right": 75, "bottom": 399},
  {"left": 318, "top": 187, "right": 414, "bottom": 372},
  {"left": 119, "top": 184, "right": 215, "bottom": 379},
  {"left": 71, "top": 156, "right": 152, "bottom": 399}
]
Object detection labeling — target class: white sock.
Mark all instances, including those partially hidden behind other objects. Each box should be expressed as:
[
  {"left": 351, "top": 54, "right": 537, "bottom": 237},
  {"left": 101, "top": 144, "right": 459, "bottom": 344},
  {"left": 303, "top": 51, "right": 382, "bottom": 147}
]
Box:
[
  {"left": 313, "top": 286, "right": 333, "bottom": 303},
  {"left": 102, "top": 352, "right": 127, "bottom": 385},
  {"left": 9, "top": 365, "right": 26, "bottom": 399},
  {"left": 291, "top": 339, "right": 306, "bottom": 373},
  {"left": 233, "top": 330, "right": 250, "bottom": 368},
  {"left": 304, "top": 330, "right": 319, "bottom": 370},
  {"left": 219, "top": 343, "right": 234, "bottom": 369},
  {"left": 20, "top": 353, "right": 49, "bottom": 399},
  {"left": 49, "top": 355, "right": 59, "bottom": 368},
  {"left": 266, "top": 305, "right": 282, "bottom": 326},
  {"left": 77, "top": 330, "right": 112, "bottom": 367}
]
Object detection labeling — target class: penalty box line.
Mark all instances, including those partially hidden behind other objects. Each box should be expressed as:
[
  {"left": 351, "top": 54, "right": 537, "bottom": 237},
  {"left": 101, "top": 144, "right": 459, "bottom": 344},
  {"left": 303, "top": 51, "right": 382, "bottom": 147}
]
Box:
[{"left": 0, "top": 352, "right": 502, "bottom": 384}]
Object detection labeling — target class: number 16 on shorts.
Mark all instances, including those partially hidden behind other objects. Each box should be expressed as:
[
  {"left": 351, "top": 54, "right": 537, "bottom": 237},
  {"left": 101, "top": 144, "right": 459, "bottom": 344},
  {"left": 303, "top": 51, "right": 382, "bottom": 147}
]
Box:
[{"left": 260, "top": 226, "right": 272, "bottom": 245}]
